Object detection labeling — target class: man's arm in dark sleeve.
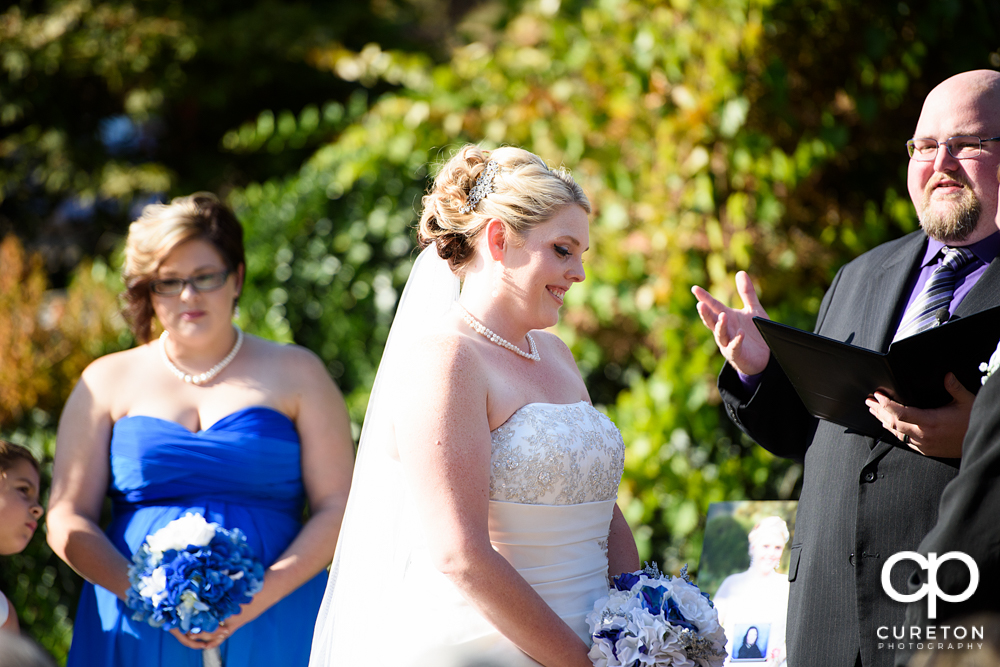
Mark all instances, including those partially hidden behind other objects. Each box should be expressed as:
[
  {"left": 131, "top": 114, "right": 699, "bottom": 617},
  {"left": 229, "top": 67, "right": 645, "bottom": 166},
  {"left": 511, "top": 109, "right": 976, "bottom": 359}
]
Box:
[
  {"left": 716, "top": 266, "right": 847, "bottom": 462},
  {"left": 895, "top": 369, "right": 1000, "bottom": 666}
]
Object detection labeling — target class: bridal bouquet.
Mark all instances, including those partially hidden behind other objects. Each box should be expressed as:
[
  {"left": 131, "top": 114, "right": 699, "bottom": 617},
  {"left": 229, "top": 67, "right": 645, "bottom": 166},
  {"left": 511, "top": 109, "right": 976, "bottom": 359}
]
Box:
[
  {"left": 587, "top": 563, "right": 727, "bottom": 667},
  {"left": 125, "top": 512, "right": 265, "bottom": 634}
]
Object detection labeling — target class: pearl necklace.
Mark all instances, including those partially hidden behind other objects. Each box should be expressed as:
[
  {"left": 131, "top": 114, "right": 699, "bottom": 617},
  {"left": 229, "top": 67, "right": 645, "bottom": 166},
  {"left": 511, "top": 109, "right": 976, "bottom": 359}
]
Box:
[
  {"left": 160, "top": 326, "right": 244, "bottom": 385},
  {"left": 459, "top": 305, "right": 540, "bottom": 361}
]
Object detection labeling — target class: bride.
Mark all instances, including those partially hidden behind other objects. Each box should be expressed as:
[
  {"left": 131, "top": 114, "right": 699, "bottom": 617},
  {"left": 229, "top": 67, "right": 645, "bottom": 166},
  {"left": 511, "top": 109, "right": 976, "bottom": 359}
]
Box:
[{"left": 309, "top": 145, "right": 639, "bottom": 666}]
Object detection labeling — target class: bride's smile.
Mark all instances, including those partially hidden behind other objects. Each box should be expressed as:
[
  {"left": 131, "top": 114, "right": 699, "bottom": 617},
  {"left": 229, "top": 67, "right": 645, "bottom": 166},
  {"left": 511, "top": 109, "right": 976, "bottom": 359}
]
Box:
[{"left": 495, "top": 203, "right": 589, "bottom": 331}]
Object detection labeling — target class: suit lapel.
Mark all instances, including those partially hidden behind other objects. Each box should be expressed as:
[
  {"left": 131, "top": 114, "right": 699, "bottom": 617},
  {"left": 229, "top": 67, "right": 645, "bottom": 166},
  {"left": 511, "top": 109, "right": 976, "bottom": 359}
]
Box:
[
  {"left": 869, "top": 232, "right": 928, "bottom": 353},
  {"left": 863, "top": 233, "right": 927, "bottom": 457},
  {"left": 955, "top": 253, "right": 1000, "bottom": 317}
]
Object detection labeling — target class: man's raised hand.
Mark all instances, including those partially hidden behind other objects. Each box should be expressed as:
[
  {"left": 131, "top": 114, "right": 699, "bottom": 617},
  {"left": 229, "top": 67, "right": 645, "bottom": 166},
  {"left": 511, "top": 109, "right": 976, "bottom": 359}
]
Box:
[{"left": 692, "top": 271, "right": 771, "bottom": 376}]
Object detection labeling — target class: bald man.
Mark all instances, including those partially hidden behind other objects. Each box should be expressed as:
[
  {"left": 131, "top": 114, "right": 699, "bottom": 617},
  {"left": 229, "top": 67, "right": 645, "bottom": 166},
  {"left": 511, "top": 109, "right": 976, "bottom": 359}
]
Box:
[{"left": 694, "top": 70, "right": 1000, "bottom": 667}]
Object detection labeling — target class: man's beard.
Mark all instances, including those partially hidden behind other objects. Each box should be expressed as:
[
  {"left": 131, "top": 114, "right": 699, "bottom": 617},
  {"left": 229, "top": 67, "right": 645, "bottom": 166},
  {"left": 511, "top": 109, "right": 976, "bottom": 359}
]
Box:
[{"left": 919, "top": 186, "right": 981, "bottom": 243}]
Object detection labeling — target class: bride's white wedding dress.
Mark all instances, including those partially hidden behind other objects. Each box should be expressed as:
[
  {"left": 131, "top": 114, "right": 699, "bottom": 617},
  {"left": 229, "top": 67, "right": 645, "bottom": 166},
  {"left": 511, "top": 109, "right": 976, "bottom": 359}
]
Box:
[
  {"left": 308, "top": 246, "right": 626, "bottom": 666},
  {"left": 309, "top": 400, "right": 625, "bottom": 666}
]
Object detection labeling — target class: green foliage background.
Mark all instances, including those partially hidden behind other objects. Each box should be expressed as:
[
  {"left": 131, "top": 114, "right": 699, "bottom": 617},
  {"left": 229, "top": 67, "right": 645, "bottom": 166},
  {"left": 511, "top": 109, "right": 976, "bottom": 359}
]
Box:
[{"left": 2, "top": 0, "right": 999, "bottom": 662}]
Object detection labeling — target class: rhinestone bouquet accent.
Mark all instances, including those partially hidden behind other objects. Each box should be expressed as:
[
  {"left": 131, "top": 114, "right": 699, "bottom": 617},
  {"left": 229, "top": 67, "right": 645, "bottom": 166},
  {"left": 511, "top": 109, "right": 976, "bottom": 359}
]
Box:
[{"left": 587, "top": 563, "right": 727, "bottom": 667}]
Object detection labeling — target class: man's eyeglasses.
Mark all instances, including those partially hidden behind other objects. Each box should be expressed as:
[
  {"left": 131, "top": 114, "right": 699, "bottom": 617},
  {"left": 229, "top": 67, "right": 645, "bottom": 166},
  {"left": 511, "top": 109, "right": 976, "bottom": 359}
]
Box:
[
  {"left": 906, "top": 135, "right": 1000, "bottom": 161},
  {"left": 149, "top": 270, "right": 231, "bottom": 296}
]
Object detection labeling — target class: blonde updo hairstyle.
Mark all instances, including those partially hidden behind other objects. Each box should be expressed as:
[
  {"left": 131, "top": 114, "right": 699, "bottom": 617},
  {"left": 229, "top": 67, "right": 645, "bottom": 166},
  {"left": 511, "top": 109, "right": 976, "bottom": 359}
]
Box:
[
  {"left": 122, "top": 192, "right": 245, "bottom": 344},
  {"left": 418, "top": 145, "right": 590, "bottom": 274}
]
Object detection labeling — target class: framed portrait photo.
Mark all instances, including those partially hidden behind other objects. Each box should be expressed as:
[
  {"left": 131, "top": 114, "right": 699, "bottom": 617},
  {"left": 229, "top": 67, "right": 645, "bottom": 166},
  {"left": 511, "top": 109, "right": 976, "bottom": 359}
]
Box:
[
  {"left": 699, "top": 500, "right": 797, "bottom": 666},
  {"left": 730, "top": 622, "right": 770, "bottom": 662}
]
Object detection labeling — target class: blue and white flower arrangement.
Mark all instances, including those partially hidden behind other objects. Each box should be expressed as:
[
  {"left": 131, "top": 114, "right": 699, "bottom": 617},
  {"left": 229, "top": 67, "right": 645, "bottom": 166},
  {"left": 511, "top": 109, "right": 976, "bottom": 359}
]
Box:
[
  {"left": 587, "top": 563, "right": 727, "bottom": 667},
  {"left": 126, "top": 512, "right": 265, "bottom": 635}
]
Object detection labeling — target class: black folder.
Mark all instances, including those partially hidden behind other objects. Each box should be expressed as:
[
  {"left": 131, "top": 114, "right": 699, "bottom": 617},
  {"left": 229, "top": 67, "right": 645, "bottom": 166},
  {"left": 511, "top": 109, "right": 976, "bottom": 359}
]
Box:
[{"left": 753, "top": 305, "right": 1000, "bottom": 437}]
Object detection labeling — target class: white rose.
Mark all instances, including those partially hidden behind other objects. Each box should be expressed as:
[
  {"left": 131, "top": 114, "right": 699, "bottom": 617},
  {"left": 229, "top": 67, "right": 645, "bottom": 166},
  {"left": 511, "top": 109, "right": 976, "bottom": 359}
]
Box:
[
  {"left": 146, "top": 513, "right": 218, "bottom": 553},
  {"left": 611, "top": 632, "right": 645, "bottom": 666},
  {"left": 669, "top": 579, "right": 722, "bottom": 638},
  {"left": 587, "top": 595, "right": 613, "bottom": 629},
  {"left": 589, "top": 590, "right": 640, "bottom": 631},
  {"left": 138, "top": 566, "right": 168, "bottom": 608},
  {"left": 588, "top": 639, "right": 621, "bottom": 667},
  {"left": 630, "top": 608, "right": 666, "bottom": 645},
  {"left": 608, "top": 591, "right": 645, "bottom": 619},
  {"left": 648, "top": 621, "right": 694, "bottom": 667}
]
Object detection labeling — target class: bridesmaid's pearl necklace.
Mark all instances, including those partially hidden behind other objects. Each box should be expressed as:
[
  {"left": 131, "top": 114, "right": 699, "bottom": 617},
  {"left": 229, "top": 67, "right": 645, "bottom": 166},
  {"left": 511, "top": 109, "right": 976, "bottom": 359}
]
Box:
[
  {"left": 160, "top": 326, "right": 244, "bottom": 385},
  {"left": 459, "top": 305, "right": 540, "bottom": 361}
]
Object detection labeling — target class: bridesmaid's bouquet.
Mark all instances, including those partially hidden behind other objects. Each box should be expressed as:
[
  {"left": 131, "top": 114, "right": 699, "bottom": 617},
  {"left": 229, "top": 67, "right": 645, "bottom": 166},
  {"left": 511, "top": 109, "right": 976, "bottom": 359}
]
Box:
[
  {"left": 125, "top": 512, "right": 265, "bottom": 634},
  {"left": 587, "top": 563, "right": 727, "bottom": 667}
]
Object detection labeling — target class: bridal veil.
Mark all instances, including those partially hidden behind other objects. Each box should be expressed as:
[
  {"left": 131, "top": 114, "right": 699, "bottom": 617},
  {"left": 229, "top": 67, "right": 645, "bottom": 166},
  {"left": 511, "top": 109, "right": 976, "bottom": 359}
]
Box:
[{"left": 308, "top": 244, "right": 460, "bottom": 665}]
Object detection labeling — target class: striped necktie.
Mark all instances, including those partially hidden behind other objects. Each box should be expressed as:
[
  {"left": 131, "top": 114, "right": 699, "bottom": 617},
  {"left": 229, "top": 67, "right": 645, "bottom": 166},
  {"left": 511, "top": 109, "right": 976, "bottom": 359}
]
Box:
[{"left": 894, "top": 246, "right": 975, "bottom": 341}]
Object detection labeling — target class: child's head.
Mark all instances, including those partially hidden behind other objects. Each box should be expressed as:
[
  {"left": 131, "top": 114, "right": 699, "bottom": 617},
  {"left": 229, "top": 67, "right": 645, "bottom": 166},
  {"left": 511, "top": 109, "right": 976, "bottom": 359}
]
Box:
[{"left": 0, "top": 441, "right": 43, "bottom": 556}]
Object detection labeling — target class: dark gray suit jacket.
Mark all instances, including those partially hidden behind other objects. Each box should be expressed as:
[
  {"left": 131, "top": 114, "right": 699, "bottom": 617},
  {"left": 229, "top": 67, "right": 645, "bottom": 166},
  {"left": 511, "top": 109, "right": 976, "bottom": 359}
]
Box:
[
  {"left": 893, "top": 370, "right": 1000, "bottom": 666},
  {"left": 719, "top": 230, "right": 1000, "bottom": 667}
]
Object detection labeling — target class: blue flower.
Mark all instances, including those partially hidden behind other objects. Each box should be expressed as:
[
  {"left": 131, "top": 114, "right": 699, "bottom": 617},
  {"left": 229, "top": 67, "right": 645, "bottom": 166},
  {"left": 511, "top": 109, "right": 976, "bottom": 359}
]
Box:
[
  {"left": 588, "top": 562, "right": 727, "bottom": 667},
  {"left": 638, "top": 584, "right": 668, "bottom": 614},
  {"left": 125, "top": 516, "right": 265, "bottom": 634},
  {"left": 612, "top": 571, "right": 642, "bottom": 591},
  {"left": 663, "top": 596, "right": 698, "bottom": 633},
  {"left": 594, "top": 627, "right": 625, "bottom": 658}
]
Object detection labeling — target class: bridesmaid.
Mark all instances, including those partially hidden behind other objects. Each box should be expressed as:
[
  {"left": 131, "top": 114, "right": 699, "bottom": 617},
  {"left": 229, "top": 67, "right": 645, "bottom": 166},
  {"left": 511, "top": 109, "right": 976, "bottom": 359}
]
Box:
[{"left": 46, "top": 193, "right": 354, "bottom": 667}]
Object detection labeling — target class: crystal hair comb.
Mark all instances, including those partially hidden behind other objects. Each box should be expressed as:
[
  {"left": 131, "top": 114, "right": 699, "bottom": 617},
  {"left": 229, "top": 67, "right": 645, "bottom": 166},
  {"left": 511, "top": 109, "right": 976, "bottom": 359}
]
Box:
[{"left": 459, "top": 160, "right": 500, "bottom": 214}]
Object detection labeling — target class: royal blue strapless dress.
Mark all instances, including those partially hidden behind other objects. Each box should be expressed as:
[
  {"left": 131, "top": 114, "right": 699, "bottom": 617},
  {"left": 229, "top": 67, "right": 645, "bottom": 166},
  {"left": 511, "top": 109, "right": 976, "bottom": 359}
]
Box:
[{"left": 67, "top": 406, "right": 327, "bottom": 667}]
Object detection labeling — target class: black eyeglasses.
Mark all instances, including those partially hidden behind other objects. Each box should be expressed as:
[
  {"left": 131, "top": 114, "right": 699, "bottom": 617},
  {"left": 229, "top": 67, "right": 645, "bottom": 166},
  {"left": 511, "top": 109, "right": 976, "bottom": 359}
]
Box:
[
  {"left": 906, "top": 135, "right": 1000, "bottom": 161},
  {"left": 149, "top": 270, "right": 231, "bottom": 296}
]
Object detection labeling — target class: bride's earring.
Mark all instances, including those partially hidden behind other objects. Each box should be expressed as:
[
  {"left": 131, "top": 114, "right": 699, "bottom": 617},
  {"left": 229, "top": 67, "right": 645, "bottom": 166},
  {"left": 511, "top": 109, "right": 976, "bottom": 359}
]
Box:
[
  {"left": 489, "top": 223, "right": 506, "bottom": 299},
  {"left": 492, "top": 261, "right": 503, "bottom": 298}
]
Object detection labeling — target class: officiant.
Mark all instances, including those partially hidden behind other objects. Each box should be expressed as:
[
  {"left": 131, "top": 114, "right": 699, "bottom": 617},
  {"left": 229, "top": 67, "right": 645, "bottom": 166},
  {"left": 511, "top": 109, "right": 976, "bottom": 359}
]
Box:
[{"left": 692, "top": 69, "right": 1000, "bottom": 667}]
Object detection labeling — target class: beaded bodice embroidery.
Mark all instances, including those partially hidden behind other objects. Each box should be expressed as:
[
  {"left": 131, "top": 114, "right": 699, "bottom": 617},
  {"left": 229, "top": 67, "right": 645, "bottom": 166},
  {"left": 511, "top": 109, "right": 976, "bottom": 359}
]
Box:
[{"left": 489, "top": 402, "right": 625, "bottom": 505}]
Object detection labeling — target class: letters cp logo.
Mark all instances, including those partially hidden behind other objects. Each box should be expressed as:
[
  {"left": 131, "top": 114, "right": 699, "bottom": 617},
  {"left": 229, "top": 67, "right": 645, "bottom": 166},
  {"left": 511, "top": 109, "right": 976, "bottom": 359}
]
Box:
[{"left": 882, "top": 551, "right": 979, "bottom": 619}]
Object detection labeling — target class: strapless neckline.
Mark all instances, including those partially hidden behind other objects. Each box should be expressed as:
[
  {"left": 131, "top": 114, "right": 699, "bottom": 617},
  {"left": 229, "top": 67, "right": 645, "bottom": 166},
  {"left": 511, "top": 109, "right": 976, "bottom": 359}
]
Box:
[
  {"left": 492, "top": 400, "right": 591, "bottom": 433},
  {"left": 489, "top": 400, "right": 623, "bottom": 506},
  {"left": 119, "top": 405, "right": 293, "bottom": 435},
  {"left": 78, "top": 402, "right": 323, "bottom": 667}
]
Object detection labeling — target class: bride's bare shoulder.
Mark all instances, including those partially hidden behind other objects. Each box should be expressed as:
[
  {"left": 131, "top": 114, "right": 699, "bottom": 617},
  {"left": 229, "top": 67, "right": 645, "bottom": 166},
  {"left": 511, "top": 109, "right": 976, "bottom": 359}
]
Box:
[
  {"left": 532, "top": 330, "right": 580, "bottom": 370},
  {"left": 408, "top": 328, "right": 484, "bottom": 368},
  {"left": 397, "top": 328, "right": 489, "bottom": 390},
  {"left": 532, "top": 329, "right": 571, "bottom": 354}
]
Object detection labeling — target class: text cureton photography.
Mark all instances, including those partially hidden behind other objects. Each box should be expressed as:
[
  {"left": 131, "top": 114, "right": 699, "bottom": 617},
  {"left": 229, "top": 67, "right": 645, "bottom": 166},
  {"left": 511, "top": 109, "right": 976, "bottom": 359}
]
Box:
[
  {"left": 877, "top": 622, "right": 985, "bottom": 654},
  {"left": 877, "top": 549, "right": 984, "bottom": 656}
]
